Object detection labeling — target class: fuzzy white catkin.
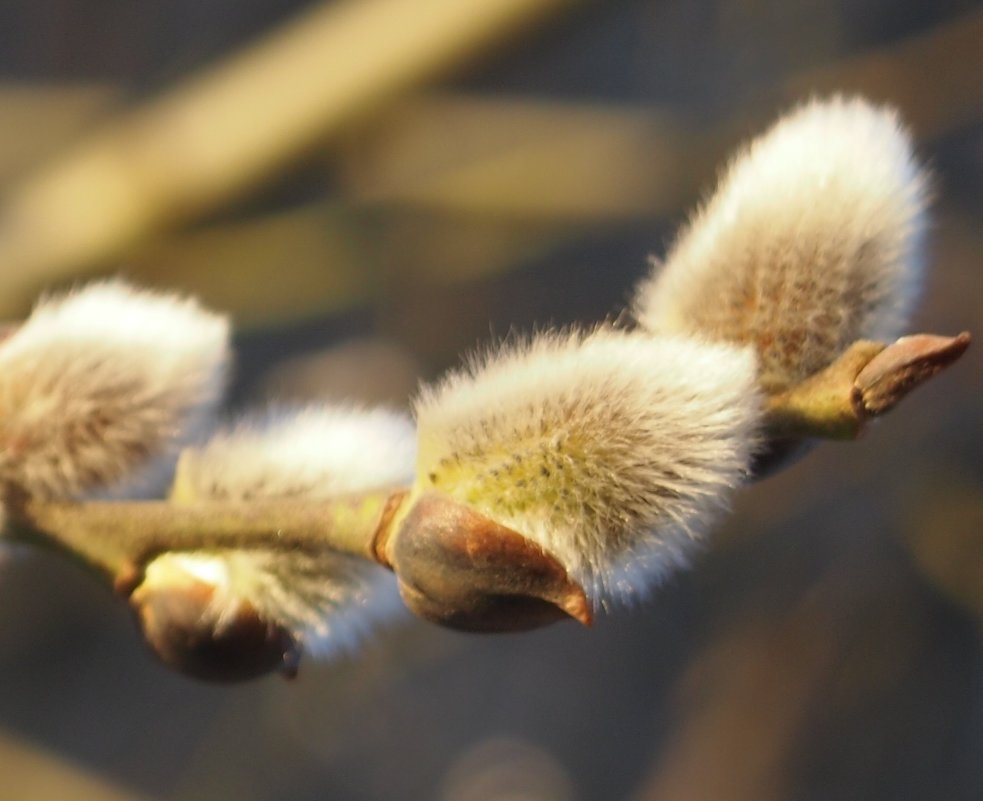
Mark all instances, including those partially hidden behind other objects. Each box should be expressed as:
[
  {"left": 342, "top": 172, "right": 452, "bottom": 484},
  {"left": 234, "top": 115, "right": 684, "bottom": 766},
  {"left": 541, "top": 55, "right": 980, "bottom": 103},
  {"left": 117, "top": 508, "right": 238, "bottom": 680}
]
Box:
[
  {"left": 634, "top": 96, "right": 928, "bottom": 391},
  {"left": 414, "top": 328, "right": 762, "bottom": 604},
  {"left": 167, "top": 405, "right": 416, "bottom": 657},
  {"left": 174, "top": 406, "right": 416, "bottom": 500},
  {"left": 0, "top": 279, "right": 229, "bottom": 500}
]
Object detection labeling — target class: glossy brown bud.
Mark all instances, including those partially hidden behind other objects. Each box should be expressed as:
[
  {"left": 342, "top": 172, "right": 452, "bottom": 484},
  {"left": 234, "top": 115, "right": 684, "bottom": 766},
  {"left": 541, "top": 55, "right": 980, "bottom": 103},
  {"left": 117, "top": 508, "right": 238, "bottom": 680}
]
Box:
[
  {"left": 376, "top": 492, "right": 592, "bottom": 632},
  {"left": 128, "top": 568, "right": 300, "bottom": 683}
]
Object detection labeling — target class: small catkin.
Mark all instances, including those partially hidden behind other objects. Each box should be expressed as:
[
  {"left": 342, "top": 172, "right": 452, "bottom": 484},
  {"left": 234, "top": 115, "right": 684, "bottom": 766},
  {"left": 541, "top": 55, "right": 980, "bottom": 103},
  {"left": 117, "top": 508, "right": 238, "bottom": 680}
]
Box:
[
  {"left": 165, "top": 405, "right": 416, "bottom": 657},
  {"left": 414, "top": 328, "right": 761, "bottom": 605},
  {"left": 173, "top": 405, "right": 415, "bottom": 502},
  {"left": 634, "top": 96, "right": 929, "bottom": 392},
  {"left": 0, "top": 279, "right": 229, "bottom": 500}
]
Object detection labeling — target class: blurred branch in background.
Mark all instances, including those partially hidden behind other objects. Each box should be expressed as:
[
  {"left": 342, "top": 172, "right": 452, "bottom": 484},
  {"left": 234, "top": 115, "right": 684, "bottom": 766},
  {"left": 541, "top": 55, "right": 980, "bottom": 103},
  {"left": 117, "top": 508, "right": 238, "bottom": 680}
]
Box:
[
  {"left": 0, "top": 5, "right": 979, "bottom": 329},
  {"left": 109, "top": 8, "right": 983, "bottom": 326},
  {"left": 336, "top": 5, "right": 983, "bottom": 227},
  {"left": 338, "top": 96, "right": 689, "bottom": 221},
  {"left": 0, "top": 0, "right": 574, "bottom": 310},
  {"left": 0, "top": 83, "right": 120, "bottom": 185}
]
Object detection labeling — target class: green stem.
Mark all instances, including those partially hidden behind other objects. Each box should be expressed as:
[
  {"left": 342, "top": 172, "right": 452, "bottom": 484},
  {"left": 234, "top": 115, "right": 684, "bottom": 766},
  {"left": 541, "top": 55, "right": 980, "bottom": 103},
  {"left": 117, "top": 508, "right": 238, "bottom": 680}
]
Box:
[
  {"left": 763, "top": 333, "right": 970, "bottom": 442},
  {"left": 4, "top": 489, "right": 406, "bottom": 590},
  {"left": 763, "top": 341, "right": 884, "bottom": 440}
]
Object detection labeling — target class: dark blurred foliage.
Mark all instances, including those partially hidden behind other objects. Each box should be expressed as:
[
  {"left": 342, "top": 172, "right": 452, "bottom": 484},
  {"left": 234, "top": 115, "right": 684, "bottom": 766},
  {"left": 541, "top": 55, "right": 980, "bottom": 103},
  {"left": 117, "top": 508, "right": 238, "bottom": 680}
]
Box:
[{"left": 0, "top": 1, "right": 980, "bottom": 799}]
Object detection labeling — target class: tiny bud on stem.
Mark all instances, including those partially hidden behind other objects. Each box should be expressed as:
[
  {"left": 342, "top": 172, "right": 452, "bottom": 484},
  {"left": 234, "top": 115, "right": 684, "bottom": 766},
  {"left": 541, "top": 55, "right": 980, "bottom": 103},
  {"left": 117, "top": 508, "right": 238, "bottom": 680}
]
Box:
[
  {"left": 762, "top": 332, "right": 970, "bottom": 442},
  {"left": 132, "top": 562, "right": 300, "bottom": 682},
  {"left": 854, "top": 332, "right": 971, "bottom": 416}
]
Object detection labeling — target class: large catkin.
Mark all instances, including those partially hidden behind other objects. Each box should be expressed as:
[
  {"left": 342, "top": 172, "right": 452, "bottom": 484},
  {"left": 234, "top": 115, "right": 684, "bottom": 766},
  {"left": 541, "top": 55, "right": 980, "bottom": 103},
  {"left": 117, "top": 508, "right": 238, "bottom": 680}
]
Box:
[{"left": 414, "top": 328, "right": 761, "bottom": 604}]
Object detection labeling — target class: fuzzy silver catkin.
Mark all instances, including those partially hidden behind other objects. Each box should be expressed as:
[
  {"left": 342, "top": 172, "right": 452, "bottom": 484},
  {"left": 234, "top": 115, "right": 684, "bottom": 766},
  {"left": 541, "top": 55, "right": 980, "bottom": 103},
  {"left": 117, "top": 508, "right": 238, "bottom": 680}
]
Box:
[
  {"left": 166, "top": 405, "right": 416, "bottom": 657},
  {"left": 414, "top": 328, "right": 762, "bottom": 604},
  {"left": 174, "top": 405, "right": 415, "bottom": 500},
  {"left": 634, "top": 96, "right": 928, "bottom": 392},
  {"left": 0, "top": 279, "right": 229, "bottom": 500}
]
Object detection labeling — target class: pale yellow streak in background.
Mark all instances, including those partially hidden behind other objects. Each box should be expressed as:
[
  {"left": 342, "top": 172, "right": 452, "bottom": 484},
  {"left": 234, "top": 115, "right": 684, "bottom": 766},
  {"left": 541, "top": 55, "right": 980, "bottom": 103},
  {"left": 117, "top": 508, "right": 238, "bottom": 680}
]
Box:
[
  {"left": 342, "top": 8, "right": 983, "bottom": 224},
  {"left": 0, "top": 0, "right": 573, "bottom": 305},
  {"left": 0, "top": 7, "right": 978, "bottom": 325},
  {"left": 339, "top": 96, "right": 688, "bottom": 220}
]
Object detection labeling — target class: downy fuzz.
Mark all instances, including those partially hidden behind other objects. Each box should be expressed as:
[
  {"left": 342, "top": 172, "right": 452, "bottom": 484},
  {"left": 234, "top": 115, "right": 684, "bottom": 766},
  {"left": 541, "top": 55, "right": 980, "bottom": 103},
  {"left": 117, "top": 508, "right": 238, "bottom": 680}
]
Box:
[
  {"left": 634, "top": 96, "right": 928, "bottom": 391},
  {"left": 0, "top": 280, "right": 229, "bottom": 500},
  {"left": 159, "top": 405, "right": 416, "bottom": 661},
  {"left": 172, "top": 405, "right": 415, "bottom": 502},
  {"left": 413, "top": 328, "right": 761, "bottom": 604}
]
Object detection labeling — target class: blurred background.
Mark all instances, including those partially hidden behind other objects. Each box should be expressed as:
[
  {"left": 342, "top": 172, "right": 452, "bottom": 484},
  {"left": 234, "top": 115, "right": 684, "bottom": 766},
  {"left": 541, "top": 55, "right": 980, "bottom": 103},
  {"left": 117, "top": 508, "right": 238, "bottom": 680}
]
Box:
[{"left": 0, "top": 0, "right": 980, "bottom": 799}]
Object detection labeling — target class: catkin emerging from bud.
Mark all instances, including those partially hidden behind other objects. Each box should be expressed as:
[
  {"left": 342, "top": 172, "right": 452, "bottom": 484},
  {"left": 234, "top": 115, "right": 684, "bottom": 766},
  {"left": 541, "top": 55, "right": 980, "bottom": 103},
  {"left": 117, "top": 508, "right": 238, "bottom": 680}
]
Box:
[
  {"left": 0, "top": 280, "right": 229, "bottom": 500},
  {"left": 162, "top": 406, "right": 416, "bottom": 658},
  {"left": 634, "top": 96, "right": 928, "bottom": 391},
  {"left": 414, "top": 329, "right": 761, "bottom": 603}
]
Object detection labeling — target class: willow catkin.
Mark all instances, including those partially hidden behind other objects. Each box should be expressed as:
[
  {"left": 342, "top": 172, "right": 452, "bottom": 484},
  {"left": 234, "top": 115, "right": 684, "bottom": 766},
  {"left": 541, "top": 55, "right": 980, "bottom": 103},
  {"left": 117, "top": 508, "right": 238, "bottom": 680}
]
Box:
[
  {"left": 0, "top": 279, "right": 229, "bottom": 499},
  {"left": 634, "top": 96, "right": 928, "bottom": 392},
  {"left": 414, "top": 328, "right": 761, "bottom": 604},
  {"left": 154, "top": 405, "right": 416, "bottom": 658}
]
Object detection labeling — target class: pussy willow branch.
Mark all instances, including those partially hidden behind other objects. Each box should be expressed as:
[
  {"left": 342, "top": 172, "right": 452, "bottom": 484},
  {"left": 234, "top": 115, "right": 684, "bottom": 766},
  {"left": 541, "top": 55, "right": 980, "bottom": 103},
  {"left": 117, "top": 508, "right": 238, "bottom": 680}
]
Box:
[
  {"left": 1, "top": 331, "right": 969, "bottom": 597},
  {"left": 4, "top": 489, "right": 405, "bottom": 592}
]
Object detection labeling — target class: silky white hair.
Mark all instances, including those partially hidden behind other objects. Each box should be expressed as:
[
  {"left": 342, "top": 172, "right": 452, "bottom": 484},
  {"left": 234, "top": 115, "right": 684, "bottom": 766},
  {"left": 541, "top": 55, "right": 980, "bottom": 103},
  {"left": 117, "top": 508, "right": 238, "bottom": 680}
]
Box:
[
  {"left": 0, "top": 279, "right": 229, "bottom": 500},
  {"left": 414, "top": 328, "right": 761, "bottom": 605},
  {"left": 634, "top": 96, "right": 928, "bottom": 391},
  {"left": 174, "top": 405, "right": 415, "bottom": 500},
  {"left": 166, "top": 405, "right": 416, "bottom": 658}
]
